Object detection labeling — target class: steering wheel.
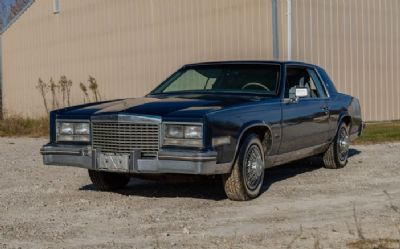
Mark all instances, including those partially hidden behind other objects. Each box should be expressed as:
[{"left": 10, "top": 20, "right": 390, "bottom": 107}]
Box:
[{"left": 241, "top": 82, "right": 271, "bottom": 91}]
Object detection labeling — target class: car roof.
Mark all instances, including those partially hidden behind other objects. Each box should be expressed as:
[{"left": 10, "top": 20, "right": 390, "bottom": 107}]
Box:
[{"left": 184, "top": 60, "right": 319, "bottom": 68}]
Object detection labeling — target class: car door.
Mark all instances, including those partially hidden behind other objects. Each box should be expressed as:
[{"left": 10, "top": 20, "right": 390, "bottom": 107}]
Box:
[{"left": 279, "top": 65, "right": 330, "bottom": 154}]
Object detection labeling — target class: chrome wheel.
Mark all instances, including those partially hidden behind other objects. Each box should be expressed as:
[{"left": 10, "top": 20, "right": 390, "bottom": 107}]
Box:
[
  {"left": 337, "top": 127, "right": 350, "bottom": 162},
  {"left": 243, "top": 145, "right": 264, "bottom": 191}
]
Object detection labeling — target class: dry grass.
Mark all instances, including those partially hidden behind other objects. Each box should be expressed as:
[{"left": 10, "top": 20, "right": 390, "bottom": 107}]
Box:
[
  {"left": 348, "top": 191, "right": 400, "bottom": 249},
  {"left": 0, "top": 115, "right": 48, "bottom": 137},
  {"left": 348, "top": 238, "right": 400, "bottom": 249}
]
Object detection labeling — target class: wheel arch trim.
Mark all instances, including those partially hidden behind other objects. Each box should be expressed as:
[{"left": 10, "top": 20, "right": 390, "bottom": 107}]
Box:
[{"left": 228, "top": 121, "right": 273, "bottom": 170}]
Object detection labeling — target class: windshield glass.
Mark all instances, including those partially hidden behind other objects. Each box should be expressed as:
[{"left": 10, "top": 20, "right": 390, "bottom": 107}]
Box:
[{"left": 152, "top": 64, "right": 281, "bottom": 95}]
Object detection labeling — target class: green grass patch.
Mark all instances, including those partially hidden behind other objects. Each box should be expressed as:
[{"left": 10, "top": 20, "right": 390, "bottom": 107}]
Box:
[
  {"left": 354, "top": 121, "right": 400, "bottom": 144},
  {"left": 0, "top": 115, "right": 49, "bottom": 137}
]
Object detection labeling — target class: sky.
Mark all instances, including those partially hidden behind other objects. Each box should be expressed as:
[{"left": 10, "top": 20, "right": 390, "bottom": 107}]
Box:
[
  {"left": 1, "top": 0, "right": 25, "bottom": 28},
  {"left": 1, "top": 0, "right": 13, "bottom": 21}
]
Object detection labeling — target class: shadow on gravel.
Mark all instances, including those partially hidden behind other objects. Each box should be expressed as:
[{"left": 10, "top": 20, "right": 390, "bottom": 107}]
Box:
[
  {"left": 261, "top": 148, "right": 361, "bottom": 194},
  {"left": 261, "top": 157, "right": 324, "bottom": 193},
  {"left": 349, "top": 148, "right": 362, "bottom": 157},
  {"left": 80, "top": 148, "right": 362, "bottom": 200},
  {"left": 80, "top": 176, "right": 227, "bottom": 201}
]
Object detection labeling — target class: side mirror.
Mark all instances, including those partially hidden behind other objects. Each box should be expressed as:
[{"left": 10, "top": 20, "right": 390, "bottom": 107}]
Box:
[
  {"left": 295, "top": 87, "right": 309, "bottom": 98},
  {"left": 288, "top": 87, "right": 309, "bottom": 103}
]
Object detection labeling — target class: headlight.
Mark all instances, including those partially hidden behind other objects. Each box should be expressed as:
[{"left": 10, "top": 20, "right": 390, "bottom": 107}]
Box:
[
  {"left": 184, "top": 126, "right": 202, "bottom": 139},
  {"left": 57, "top": 121, "right": 90, "bottom": 142},
  {"left": 163, "top": 123, "right": 203, "bottom": 147},
  {"left": 165, "top": 125, "right": 184, "bottom": 138}
]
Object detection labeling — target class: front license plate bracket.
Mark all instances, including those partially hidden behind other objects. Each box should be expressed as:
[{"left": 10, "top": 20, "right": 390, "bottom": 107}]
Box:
[
  {"left": 97, "top": 153, "right": 130, "bottom": 172},
  {"left": 94, "top": 150, "right": 141, "bottom": 172}
]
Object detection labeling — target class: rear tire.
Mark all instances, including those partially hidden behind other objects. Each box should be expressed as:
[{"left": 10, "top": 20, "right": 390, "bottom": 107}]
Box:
[
  {"left": 222, "top": 134, "right": 265, "bottom": 201},
  {"left": 88, "top": 170, "right": 130, "bottom": 191},
  {"left": 323, "top": 122, "right": 350, "bottom": 169}
]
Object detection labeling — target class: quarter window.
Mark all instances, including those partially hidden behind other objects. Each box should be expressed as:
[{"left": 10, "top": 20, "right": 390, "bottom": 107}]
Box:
[{"left": 307, "top": 69, "right": 328, "bottom": 98}]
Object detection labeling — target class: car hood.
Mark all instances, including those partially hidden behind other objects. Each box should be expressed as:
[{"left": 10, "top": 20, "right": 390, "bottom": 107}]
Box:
[{"left": 57, "top": 94, "right": 266, "bottom": 119}]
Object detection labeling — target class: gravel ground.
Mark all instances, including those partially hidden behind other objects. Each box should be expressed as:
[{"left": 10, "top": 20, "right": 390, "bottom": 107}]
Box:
[{"left": 1, "top": 137, "right": 400, "bottom": 249}]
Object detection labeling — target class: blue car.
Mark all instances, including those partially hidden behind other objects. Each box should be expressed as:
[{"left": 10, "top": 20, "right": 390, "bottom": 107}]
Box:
[{"left": 41, "top": 61, "right": 364, "bottom": 200}]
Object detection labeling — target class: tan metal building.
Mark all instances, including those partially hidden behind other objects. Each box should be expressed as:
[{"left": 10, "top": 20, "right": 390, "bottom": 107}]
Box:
[{"left": 0, "top": 0, "right": 399, "bottom": 121}]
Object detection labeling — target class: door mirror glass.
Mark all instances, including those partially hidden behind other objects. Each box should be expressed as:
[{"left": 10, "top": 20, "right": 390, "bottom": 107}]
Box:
[{"left": 295, "top": 87, "right": 309, "bottom": 98}]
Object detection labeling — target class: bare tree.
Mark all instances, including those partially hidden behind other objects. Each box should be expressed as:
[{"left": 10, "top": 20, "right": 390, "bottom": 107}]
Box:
[
  {"left": 49, "top": 77, "right": 60, "bottom": 110},
  {"left": 59, "top": 75, "right": 68, "bottom": 107},
  {"left": 79, "top": 82, "right": 90, "bottom": 103},
  {"left": 66, "top": 79, "right": 73, "bottom": 106},
  {"left": 88, "top": 76, "right": 101, "bottom": 102},
  {"left": 36, "top": 78, "right": 49, "bottom": 113}
]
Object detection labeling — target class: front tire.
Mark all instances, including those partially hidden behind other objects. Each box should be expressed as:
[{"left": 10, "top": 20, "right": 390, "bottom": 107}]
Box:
[
  {"left": 323, "top": 122, "right": 350, "bottom": 169},
  {"left": 222, "top": 134, "right": 265, "bottom": 201},
  {"left": 88, "top": 170, "right": 130, "bottom": 191}
]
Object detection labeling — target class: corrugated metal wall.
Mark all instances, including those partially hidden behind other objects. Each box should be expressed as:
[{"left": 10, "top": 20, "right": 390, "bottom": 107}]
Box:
[
  {"left": 286, "top": 0, "right": 400, "bottom": 121},
  {"left": 1, "top": 0, "right": 274, "bottom": 117},
  {"left": 1, "top": 0, "right": 400, "bottom": 121}
]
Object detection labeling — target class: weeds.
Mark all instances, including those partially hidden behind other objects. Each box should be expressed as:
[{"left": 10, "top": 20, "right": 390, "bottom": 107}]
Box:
[
  {"left": 88, "top": 75, "right": 101, "bottom": 102},
  {"left": 36, "top": 78, "right": 49, "bottom": 113},
  {"left": 36, "top": 75, "right": 102, "bottom": 114},
  {"left": 49, "top": 78, "right": 59, "bottom": 110},
  {"left": 348, "top": 199, "right": 400, "bottom": 249},
  {"left": 79, "top": 82, "right": 90, "bottom": 103},
  {"left": 353, "top": 203, "right": 365, "bottom": 240},
  {"left": 286, "top": 225, "right": 303, "bottom": 249},
  {"left": 0, "top": 115, "right": 48, "bottom": 137}
]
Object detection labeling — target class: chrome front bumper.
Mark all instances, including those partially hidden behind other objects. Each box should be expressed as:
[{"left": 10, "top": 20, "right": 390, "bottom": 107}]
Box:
[{"left": 40, "top": 144, "right": 231, "bottom": 175}]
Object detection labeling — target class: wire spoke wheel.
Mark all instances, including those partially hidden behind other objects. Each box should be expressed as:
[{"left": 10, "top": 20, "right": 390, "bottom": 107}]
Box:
[
  {"left": 243, "top": 145, "right": 264, "bottom": 191},
  {"left": 337, "top": 127, "right": 350, "bottom": 162},
  {"left": 222, "top": 134, "right": 265, "bottom": 201}
]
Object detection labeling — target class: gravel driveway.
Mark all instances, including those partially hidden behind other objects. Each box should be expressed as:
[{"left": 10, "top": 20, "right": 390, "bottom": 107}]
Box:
[{"left": 1, "top": 138, "right": 400, "bottom": 249}]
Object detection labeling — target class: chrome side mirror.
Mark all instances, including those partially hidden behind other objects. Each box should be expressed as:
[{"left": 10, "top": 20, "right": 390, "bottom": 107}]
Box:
[
  {"left": 295, "top": 87, "right": 309, "bottom": 98},
  {"left": 289, "top": 87, "right": 309, "bottom": 103}
]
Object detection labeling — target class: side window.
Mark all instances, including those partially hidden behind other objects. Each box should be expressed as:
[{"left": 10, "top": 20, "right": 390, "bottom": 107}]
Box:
[
  {"left": 285, "top": 67, "right": 319, "bottom": 99},
  {"left": 307, "top": 69, "right": 328, "bottom": 98}
]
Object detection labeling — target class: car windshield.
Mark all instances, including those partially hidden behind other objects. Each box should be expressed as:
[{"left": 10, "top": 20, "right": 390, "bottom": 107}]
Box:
[{"left": 152, "top": 64, "right": 280, "bottom": 95}]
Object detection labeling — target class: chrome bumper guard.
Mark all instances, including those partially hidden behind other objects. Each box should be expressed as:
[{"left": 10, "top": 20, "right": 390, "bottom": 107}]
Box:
[{"left": 40, "top": 144, "right": 231, "bottom": 175}]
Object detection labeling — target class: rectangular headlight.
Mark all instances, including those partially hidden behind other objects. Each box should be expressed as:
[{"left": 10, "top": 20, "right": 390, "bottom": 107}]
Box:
[
  {"left": 165, "top": 124, "right": 184, "bottom": 138},
  {"left": 59, "top": 122, "right": 74, "bottom": 135},
  {"left": 163, "top": 123, "right": 203, "bottom": 147},
  {"left": 74, "top": 123, "right": 90, "bottom": 135},
  {"left": 56, "top": 121, "right": 90, "bottom": 142},
  {"left": 184, "top": 125, "right": 202, "bottom": 139}
]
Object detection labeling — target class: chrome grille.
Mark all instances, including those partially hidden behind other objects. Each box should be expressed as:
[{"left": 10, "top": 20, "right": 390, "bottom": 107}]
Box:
[{"left": 92, "top": 122, "right": 160, "bottom": 158}]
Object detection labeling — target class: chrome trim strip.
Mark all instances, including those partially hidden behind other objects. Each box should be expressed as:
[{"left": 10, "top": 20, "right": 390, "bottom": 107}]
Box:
[
  {"left": 57, "top": 119, "right": 90, "bottom": 123},
  {"left": 268, "top": 142, "right": 329, "bottom": 167},
  {"left": 91, "top": 114, "right": 162, "bottom": 124},
  {"left": 229, "top": 122, "right": 273, "bottom": 166},
  {"left": 157, "top": 155, "right": 216, "bottom": 162}
]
